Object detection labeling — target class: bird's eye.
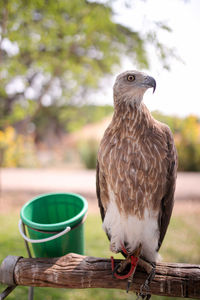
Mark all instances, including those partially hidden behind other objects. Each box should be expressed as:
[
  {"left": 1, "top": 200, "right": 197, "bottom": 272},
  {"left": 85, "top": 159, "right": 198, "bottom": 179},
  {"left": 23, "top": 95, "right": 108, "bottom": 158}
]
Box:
[{"left": 127, "top": 75, "right": 135, "bottom": 82}]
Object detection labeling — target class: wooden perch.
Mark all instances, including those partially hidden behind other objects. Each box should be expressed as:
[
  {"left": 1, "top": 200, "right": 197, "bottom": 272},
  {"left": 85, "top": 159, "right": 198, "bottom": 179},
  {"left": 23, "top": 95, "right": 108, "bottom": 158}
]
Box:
[{"left": 1, "top": 253, "right": 200, "bottom": 299}]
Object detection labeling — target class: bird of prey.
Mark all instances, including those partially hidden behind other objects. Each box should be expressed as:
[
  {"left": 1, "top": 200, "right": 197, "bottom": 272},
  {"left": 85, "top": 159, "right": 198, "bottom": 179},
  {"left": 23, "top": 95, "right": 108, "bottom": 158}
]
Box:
[{"left": 96, "top": 70, "right": 177, "bottom": 297}]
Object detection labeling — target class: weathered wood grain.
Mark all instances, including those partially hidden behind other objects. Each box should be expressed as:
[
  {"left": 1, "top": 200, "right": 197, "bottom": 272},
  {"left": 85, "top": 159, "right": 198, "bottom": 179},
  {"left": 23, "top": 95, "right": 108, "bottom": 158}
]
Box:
[{"left": 14, "top": 253, "right": 200, "bottom": 299}]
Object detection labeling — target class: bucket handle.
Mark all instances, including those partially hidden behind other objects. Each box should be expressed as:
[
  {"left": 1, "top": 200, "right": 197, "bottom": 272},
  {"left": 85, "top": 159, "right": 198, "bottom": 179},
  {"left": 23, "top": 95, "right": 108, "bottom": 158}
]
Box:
[{"left": 18, "top": 219, "right": 71, "bottom": 243}]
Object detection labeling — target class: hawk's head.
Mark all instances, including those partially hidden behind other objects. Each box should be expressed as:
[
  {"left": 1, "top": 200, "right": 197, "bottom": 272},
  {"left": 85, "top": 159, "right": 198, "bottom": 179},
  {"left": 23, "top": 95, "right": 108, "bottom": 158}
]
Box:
[{"left": 113, "top": 70, "right": 156, "bottom": 106}]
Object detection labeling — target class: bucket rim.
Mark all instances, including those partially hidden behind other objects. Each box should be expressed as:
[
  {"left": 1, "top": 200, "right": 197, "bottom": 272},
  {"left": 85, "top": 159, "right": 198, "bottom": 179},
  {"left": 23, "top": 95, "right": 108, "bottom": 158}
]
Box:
[{"left": 20, "top": 192, "right": 88, "bottom": 231}]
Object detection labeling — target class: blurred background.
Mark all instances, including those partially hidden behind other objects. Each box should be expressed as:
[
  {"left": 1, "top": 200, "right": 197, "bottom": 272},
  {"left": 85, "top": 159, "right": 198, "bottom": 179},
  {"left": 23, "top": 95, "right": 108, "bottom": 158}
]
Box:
[{"left": 0, "top": 0, "right": 200, "bottom": 299}]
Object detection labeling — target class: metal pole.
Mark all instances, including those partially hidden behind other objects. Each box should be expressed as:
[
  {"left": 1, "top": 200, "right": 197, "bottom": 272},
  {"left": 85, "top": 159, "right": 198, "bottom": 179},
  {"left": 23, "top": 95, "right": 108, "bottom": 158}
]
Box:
[
  {"left": 0, "top": 286, "right": 16, "bottom": 300},
  {"left": 22, "top": 222, "right": 34, "bottom": 300}
]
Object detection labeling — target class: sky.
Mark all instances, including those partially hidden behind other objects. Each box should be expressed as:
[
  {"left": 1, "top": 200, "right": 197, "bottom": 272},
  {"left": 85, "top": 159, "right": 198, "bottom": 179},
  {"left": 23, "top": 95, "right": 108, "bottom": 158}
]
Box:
[{"left": 93, "top": 0, "right": 200, "bottom": 117}]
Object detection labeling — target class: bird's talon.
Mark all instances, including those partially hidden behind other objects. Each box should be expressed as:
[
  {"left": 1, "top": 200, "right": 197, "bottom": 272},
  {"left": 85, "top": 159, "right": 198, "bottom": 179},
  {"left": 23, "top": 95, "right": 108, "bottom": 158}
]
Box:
[
  {"left": 111, "top": 254, "right": 139, "bottom": 280},
  {"left": 113, "top": 262, "right": 121, "bottom": 274},
  {"left": 126, "top": 280, "right": 131, "bottom": 293}
]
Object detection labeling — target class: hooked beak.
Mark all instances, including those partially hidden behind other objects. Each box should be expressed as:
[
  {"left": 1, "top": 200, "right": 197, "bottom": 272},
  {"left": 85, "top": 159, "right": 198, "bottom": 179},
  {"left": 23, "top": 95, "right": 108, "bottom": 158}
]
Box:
[
  {"left": 144, "top": 76, "right": 156, "bottom": 93},
  {"left": 143, "top": 76, "right": 156, "bottom": 93}
]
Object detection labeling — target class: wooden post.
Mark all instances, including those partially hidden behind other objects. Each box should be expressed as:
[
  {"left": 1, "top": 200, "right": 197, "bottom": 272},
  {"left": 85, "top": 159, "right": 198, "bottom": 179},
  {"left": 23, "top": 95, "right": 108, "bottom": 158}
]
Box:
[{"left": 1, "top": 253, "right": 200, "bottom": 299}]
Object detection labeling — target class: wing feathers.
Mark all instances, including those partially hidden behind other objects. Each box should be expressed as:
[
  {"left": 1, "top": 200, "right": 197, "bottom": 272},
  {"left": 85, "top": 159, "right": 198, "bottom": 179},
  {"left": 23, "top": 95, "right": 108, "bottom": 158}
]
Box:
[
  {"left": 157, "top": 127, "right": 177, "bottom": 250},
  {"left": 96, "top": 160, "right": 105, "bottom": 221}
]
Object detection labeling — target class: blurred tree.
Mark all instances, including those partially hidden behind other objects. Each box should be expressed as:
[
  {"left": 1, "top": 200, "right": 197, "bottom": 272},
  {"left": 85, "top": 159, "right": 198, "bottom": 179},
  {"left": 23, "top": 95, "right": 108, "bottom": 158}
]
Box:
[
  {"left": 0, "top": 0, "right": 175, "bottom": 139},
  {"left": 78, "top": 138, "right": 99, "bottom": 169},
  {"left": 176, "top": 115, "right": 200, "bottom": 171},
  {"left": 152, "top": 111, "right": 184, "bottom": 134},
  {"left": 152, "top": 112, "right": 200, "bottom": 172},
  {"left": 0, "top": 126, "right": 37, "bottom": 167}
]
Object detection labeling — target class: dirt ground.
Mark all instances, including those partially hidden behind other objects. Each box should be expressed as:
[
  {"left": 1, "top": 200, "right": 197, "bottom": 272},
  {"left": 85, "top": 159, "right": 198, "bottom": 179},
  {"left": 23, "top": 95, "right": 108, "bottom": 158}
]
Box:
[{"left": 0, "top": 168, "right": 200, "bottom": 215}]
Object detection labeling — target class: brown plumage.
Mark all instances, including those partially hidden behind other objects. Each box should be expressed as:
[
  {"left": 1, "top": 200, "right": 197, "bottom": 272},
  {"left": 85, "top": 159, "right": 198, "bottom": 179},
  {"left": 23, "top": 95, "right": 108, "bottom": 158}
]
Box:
[{"left": 96, "top": 70, "right": 177, "bottom": 263}]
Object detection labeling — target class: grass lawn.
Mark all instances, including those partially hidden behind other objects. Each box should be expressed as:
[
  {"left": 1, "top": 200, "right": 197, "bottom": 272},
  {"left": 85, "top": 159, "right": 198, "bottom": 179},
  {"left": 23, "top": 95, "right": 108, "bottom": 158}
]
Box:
[{"left": 0, "top": 210, "right": 199, "bottom": 300}]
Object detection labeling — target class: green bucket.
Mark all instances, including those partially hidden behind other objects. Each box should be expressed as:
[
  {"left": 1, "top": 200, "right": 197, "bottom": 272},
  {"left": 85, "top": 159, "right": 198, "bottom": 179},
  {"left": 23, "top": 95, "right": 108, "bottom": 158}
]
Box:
[{"left": 19, "top": 193, "right": 88, "bottom": 258}]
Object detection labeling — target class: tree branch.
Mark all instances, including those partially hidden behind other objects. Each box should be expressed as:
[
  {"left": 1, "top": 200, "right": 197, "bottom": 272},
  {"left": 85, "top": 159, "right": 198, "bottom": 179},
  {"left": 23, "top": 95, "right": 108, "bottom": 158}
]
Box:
[{"left": 1, "top": 254, "right": 199, "bottom": 299}]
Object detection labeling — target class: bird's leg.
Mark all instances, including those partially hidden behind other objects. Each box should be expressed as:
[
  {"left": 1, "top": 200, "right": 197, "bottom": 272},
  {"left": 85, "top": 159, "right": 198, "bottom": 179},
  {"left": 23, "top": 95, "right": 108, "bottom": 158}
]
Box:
[
  {"left": 111, "top": 244, "right": 141, "bottom": 281},
  {"left": 136, "top": 258, "right": 156, "bottom": 300},
  {"left": 138, "top": 257, "right": 155, "bottom": 274},
  {"left": 111, "top": 245, "right": 142, "bottom": 293},
  {"left": 126, "top": 244, "right": 142, "bottom": 293},
  {"left": 118, "top": 244, "right": 141, "bottom": 273},
  {"left": 116, "top": 255, "right": 131, "bottom": 273},
  {"left": 111, "top": 246, "right": 131, "bottom": 276}
]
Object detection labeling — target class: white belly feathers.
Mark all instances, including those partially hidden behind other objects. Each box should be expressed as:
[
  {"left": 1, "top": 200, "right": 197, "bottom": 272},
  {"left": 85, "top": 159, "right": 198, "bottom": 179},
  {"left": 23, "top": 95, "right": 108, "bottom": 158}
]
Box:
[{"left": 103, "top": 186, "right": 160, "bottom": 263}]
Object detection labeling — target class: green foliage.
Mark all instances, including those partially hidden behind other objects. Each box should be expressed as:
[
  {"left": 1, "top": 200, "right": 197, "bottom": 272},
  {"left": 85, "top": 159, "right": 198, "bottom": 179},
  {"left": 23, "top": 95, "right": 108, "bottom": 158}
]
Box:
[
  {"left": 0, "top": 126, "right": 38, "bottom": 167},
  {"left": 1, "top": 109, "right": 200, "bottom": 171},
  {"left": 0, "top": 211, "right": 199, "bottom": 300},
  {"left": 58, "top": 105, "right": 113, "bottom": 133},
  {"left": 0, "top": 0, "right": 144, "bottom": 123},
  {"left": 152, "top": 111, "right": 184, "bottom": 134},
  {"left": 177, "top": 142, "right": 200, "bottom": 171},
  {"left": 32, "top": 104, "right": 113, "bottom": 143},
  {"left": 152, "top": 112, "right": 200, "bottom": 172},
  {"left": 0, "top": 0, "right": 175, "bottom": 136},
  {"left": 76, "top": 111, "right": 200, "bottom": 172},
  {"left": 176, "top": 116, "right": 200, "bottom": 171},
  {"left": 78, "top": 139, "right": 99, "bottom": 169}
]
